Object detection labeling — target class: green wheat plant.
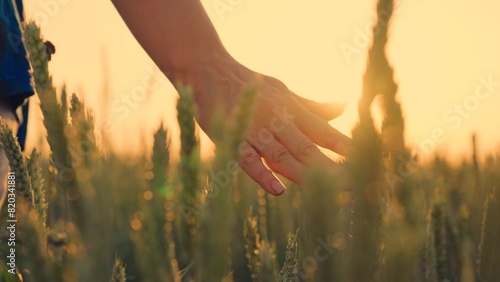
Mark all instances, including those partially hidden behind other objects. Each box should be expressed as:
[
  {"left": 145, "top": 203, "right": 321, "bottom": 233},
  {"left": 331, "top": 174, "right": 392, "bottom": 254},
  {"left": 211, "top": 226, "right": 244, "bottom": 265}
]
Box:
[
  {"left": 1, "top": 1, "right": 499, "bottom": 281},
  {"left": 131, "top": 124, "right": 180, "bottom": 282},
  {"left": 279, "top": 230, "right": 299, "bottom": 282},
  {"left": 477, "top": 186, "right": 500, "bottom": 281},
  {"left": 243, "top": 207, "right": 280, "bottom": 282},
  {"left": 24, "top": 22, "right": 80, "bottom": 224},
  {"left": 0, "top": 121, "right": 32, "bottom": 203},
  {"left": 111, "top": 257, "right": 127, "bottom": 282},
  {"left": 176, "top": 85, "right": 201, "bottom": 274},
  {"left": 26, "top": 149, "right": 48, "bottom": 227}
]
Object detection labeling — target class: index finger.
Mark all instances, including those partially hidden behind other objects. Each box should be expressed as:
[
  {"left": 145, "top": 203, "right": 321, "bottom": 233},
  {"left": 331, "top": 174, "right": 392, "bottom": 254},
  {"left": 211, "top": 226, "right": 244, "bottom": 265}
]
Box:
[{"left": 294, "top": 104, "right": 354, "bottom": 157}]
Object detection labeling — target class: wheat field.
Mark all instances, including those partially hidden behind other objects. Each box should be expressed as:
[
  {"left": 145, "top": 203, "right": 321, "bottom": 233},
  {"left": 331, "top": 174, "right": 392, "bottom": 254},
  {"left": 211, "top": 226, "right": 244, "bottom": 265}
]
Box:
[{"left": 0, "top": 0, "right": 499, "bottom": 281}]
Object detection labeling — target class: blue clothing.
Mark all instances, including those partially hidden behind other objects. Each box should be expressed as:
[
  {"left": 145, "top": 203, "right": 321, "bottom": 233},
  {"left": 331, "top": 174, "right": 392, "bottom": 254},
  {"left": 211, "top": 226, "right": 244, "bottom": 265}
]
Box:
[
  {"left": 0, "top": 0, "right": 33, "bottom": 149},
  {"left": 0, "top": 0, "right": 34, "bottom": 97}
]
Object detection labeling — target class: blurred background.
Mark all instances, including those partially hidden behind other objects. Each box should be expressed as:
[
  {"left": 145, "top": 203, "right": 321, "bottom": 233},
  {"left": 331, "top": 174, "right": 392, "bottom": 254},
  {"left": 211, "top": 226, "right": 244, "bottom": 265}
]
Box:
[
  {"left": 22, "top": 0, "right": 500, "bottom": 160},
  {"left": 2, "top": 1, "right": 498, "bottom": 281}
]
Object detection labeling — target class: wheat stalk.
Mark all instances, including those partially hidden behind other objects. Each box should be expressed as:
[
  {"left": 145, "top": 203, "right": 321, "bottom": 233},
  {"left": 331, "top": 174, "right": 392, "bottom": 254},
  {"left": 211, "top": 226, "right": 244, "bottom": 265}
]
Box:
[
  {"left": 279, "top": 229, "right": 299, "bottom": 282},
  {"left": 257, "top": 240, "right": 278, "bottom": 281},
  {"left": 431, "top": 198, "right": 448, "bottom": 282},
  {"left": 345, "top": 0, "right": 403, "bottom": 280},
  {"left": 27, "top": 149, "right": 47, "bottom": 227},
  {"left": 244, "top": 207, "right": 279, "bottom": 281},
  {"left": 24, "top": 22, "right": 78, "bottom": 223},
  {"left": 150, "top": 124, "right": 170, "bottom": 191},
  {"left": 68, "top": 93, "right": 97, "bottom": 169},
  {"left": 197, "top": 86, "right": 257, "bottom": 281},
  {"left": 0, "top": 121, "right": 32, "bottom": 203},
  {"left": 477, "top": 186, "right": 500, "bottom": 281},
  {"left": 176, "top": 85, "right": 200, "bottom": 269},
  {"left": 111, "top": 257, "right": 127, "bottom": 282},
  {"left": 244, "top": 207, "right": 261, "bottom": 281},
  {"left": 17, "top": 202, "right": 53, "bottom": 281}
]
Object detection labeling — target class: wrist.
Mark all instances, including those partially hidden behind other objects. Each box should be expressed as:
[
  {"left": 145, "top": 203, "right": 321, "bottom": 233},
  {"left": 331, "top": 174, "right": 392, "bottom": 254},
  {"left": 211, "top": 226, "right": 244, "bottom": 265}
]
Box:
[
  {"left": 168, "top": 48, "right": 247, "bottom": 95},
  {"left": 168, "top": 50, "right": 254, "bottom": 133}
]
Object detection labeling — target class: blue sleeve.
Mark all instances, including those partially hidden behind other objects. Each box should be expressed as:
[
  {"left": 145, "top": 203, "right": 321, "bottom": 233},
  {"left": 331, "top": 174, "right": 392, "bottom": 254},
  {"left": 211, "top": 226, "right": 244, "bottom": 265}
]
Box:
[
  {"left": 15, "top": 0, "right": 24, "bottom": 22},
  {"left": 0, "top": 0, "right": 34, "bottom": 97}
]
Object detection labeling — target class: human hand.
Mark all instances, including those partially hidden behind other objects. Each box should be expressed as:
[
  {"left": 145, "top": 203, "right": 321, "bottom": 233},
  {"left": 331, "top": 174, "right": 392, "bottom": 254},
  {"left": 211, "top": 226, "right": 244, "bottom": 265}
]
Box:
[
  {"left": 179, "top": 56, "right": 353, "bottom": 196},
  {"left": 111, "top": 0, "right": 352, "bottom": 195}
]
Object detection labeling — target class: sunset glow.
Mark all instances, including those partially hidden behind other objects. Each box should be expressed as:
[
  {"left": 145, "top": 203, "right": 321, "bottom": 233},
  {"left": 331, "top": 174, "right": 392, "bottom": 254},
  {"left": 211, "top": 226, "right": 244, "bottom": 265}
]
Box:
[{"left": 23, "top": 0, "right": 500, "bottom": 160}]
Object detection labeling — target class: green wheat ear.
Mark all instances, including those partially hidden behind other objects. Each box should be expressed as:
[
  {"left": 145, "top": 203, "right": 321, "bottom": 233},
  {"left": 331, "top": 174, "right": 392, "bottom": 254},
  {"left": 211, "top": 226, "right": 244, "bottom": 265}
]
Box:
[
  {"left": 68, "top": 93, "right": 98, "bottom": 169},
  {"left": 24, "top": 22, "right": 78, "bottom": 219},
  {"left": 27, "top": 149, "right": 47, "bottom": 227},
  {"left": 111, "top": 257, "right": 127, "bottom": 282},
  {"left": 23, "top": 22, "right": 49, "bottom": 86},
  {"left": 0, "top": 120, "right": 32, "bottom": 203},
  {"left": 244, "top": 207, "right": 279, "bottom": 282},
  {"left": 257, "top": 240, "right": 279, "bottom": 281},
  {"left": 279, "top": 229, "right": 299, "bottom": 282},
  {"left": 197, "top": 85, "right": 257, "bottom": 281},
  {"left": 176, "top": 85, "right": 200, "bottom": 272},
  {"left": 346, "top": 0, "right": 398, "bottom": 280},
  {"left": 431, "top": 196, "right": 448, "bottom": 282},
  {"left": 17, "top": 202, "right": 53, "bottom": 281},
  {"left": 150, "top": 123, "right": 170, "bottom": 191},
  {"left": 244, "top": 207, "right": 261, "bottom": 281},
  {"left": 152, "top": 123, "right": 180, "bottom": 281}
]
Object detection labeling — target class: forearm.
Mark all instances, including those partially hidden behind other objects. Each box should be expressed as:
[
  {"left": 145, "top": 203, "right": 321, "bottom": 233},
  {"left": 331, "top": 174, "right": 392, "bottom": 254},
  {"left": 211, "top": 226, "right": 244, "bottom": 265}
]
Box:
[
  {"left": 111, "top": 0, "right": 233, "bottom": 84},
  {"left": 112, "top": 0, "right": 353, "bottom": 196}
]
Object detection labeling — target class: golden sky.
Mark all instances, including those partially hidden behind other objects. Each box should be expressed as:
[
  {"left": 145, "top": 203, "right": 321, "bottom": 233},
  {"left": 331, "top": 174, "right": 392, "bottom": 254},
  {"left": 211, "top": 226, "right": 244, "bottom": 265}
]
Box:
[{"left": 23, "top": 0, "right": 500, "bottom": 161}]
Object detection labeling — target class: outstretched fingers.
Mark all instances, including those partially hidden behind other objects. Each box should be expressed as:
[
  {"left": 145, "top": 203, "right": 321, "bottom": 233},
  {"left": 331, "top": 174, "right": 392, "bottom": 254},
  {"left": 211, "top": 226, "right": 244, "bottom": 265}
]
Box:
[
  {"left": 271, "top": 121, "right": 340, "bottom": 168},
  {"left": 246, "top": 129, "right": 306, "bottom": 184},
  {"left": 293, "top": 103, "right": 354, "bottom": 157},
  {"left": 292, "top": 94, "right": 346, "bottom": 121}
]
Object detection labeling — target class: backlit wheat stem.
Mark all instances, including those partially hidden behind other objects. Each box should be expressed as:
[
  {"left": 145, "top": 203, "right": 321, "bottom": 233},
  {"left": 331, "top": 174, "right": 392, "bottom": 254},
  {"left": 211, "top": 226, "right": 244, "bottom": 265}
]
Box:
[
  {"left": 244, "top": 207, "right": 261, "bottom": 281},
  {"left": 0, "top": 121, "right": 32, "bottom": 203},
  {"left": 27, "top": 149, "right": 47, "bottom": 227},
  {"left": 177, "top": 85, "right": 200, "bottom": 270},
  {"left": 431, "top": 198, "right": 448, "bottom": 282},
  {"left": 18, "top": 202, "right": 53, "bottom": 281},
  {"left": 111, "top": 257, "right": 127, "bottom": 282},
  {"left": 197, "top": 87, "right": 256, "bottom": 281},
  {"left": 477, "top": 186, "right": 500, "bottom": 281},
  {"left": 24, "top": 22, "right": 79, "bottom": 223},
  {"left": 279, "top": 229, "right": 299, "bottom": 282},
  {"left": 346, "top": 0, "right": 395, "bottom": 280}
]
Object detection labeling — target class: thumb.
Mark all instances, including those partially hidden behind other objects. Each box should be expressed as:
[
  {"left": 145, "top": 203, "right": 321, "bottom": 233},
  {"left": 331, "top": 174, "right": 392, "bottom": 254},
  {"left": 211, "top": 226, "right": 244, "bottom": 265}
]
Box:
[{"left": 293, "top": 95, "right": 347, "bottom": 121}]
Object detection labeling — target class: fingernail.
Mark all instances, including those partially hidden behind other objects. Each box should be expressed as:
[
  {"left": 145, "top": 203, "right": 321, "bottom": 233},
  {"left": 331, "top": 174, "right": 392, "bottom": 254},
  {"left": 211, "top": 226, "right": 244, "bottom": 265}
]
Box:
[{"left": 270, "top": 180, "right": 286, "bottom": 196}]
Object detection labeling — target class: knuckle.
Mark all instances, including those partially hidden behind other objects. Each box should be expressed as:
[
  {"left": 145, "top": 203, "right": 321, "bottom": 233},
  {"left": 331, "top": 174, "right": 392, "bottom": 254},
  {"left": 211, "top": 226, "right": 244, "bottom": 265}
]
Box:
[
  {"left": 323, "top": 125, "right": 340, "bottom": 140},
  {"left": 264, "top": 76, "right": 288, "bottom": 90},
  {"left": 239, "top": 148, "right": 260, "bottom": 167},
  {"left": 297, "top": 140, "right": 320, "bottom": 158},
  {"left": 256, "top": 169, "right": 272, "bottom": 182},
  {"left": 270, "top": 147, "right": 293, "bottom": 165}
]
